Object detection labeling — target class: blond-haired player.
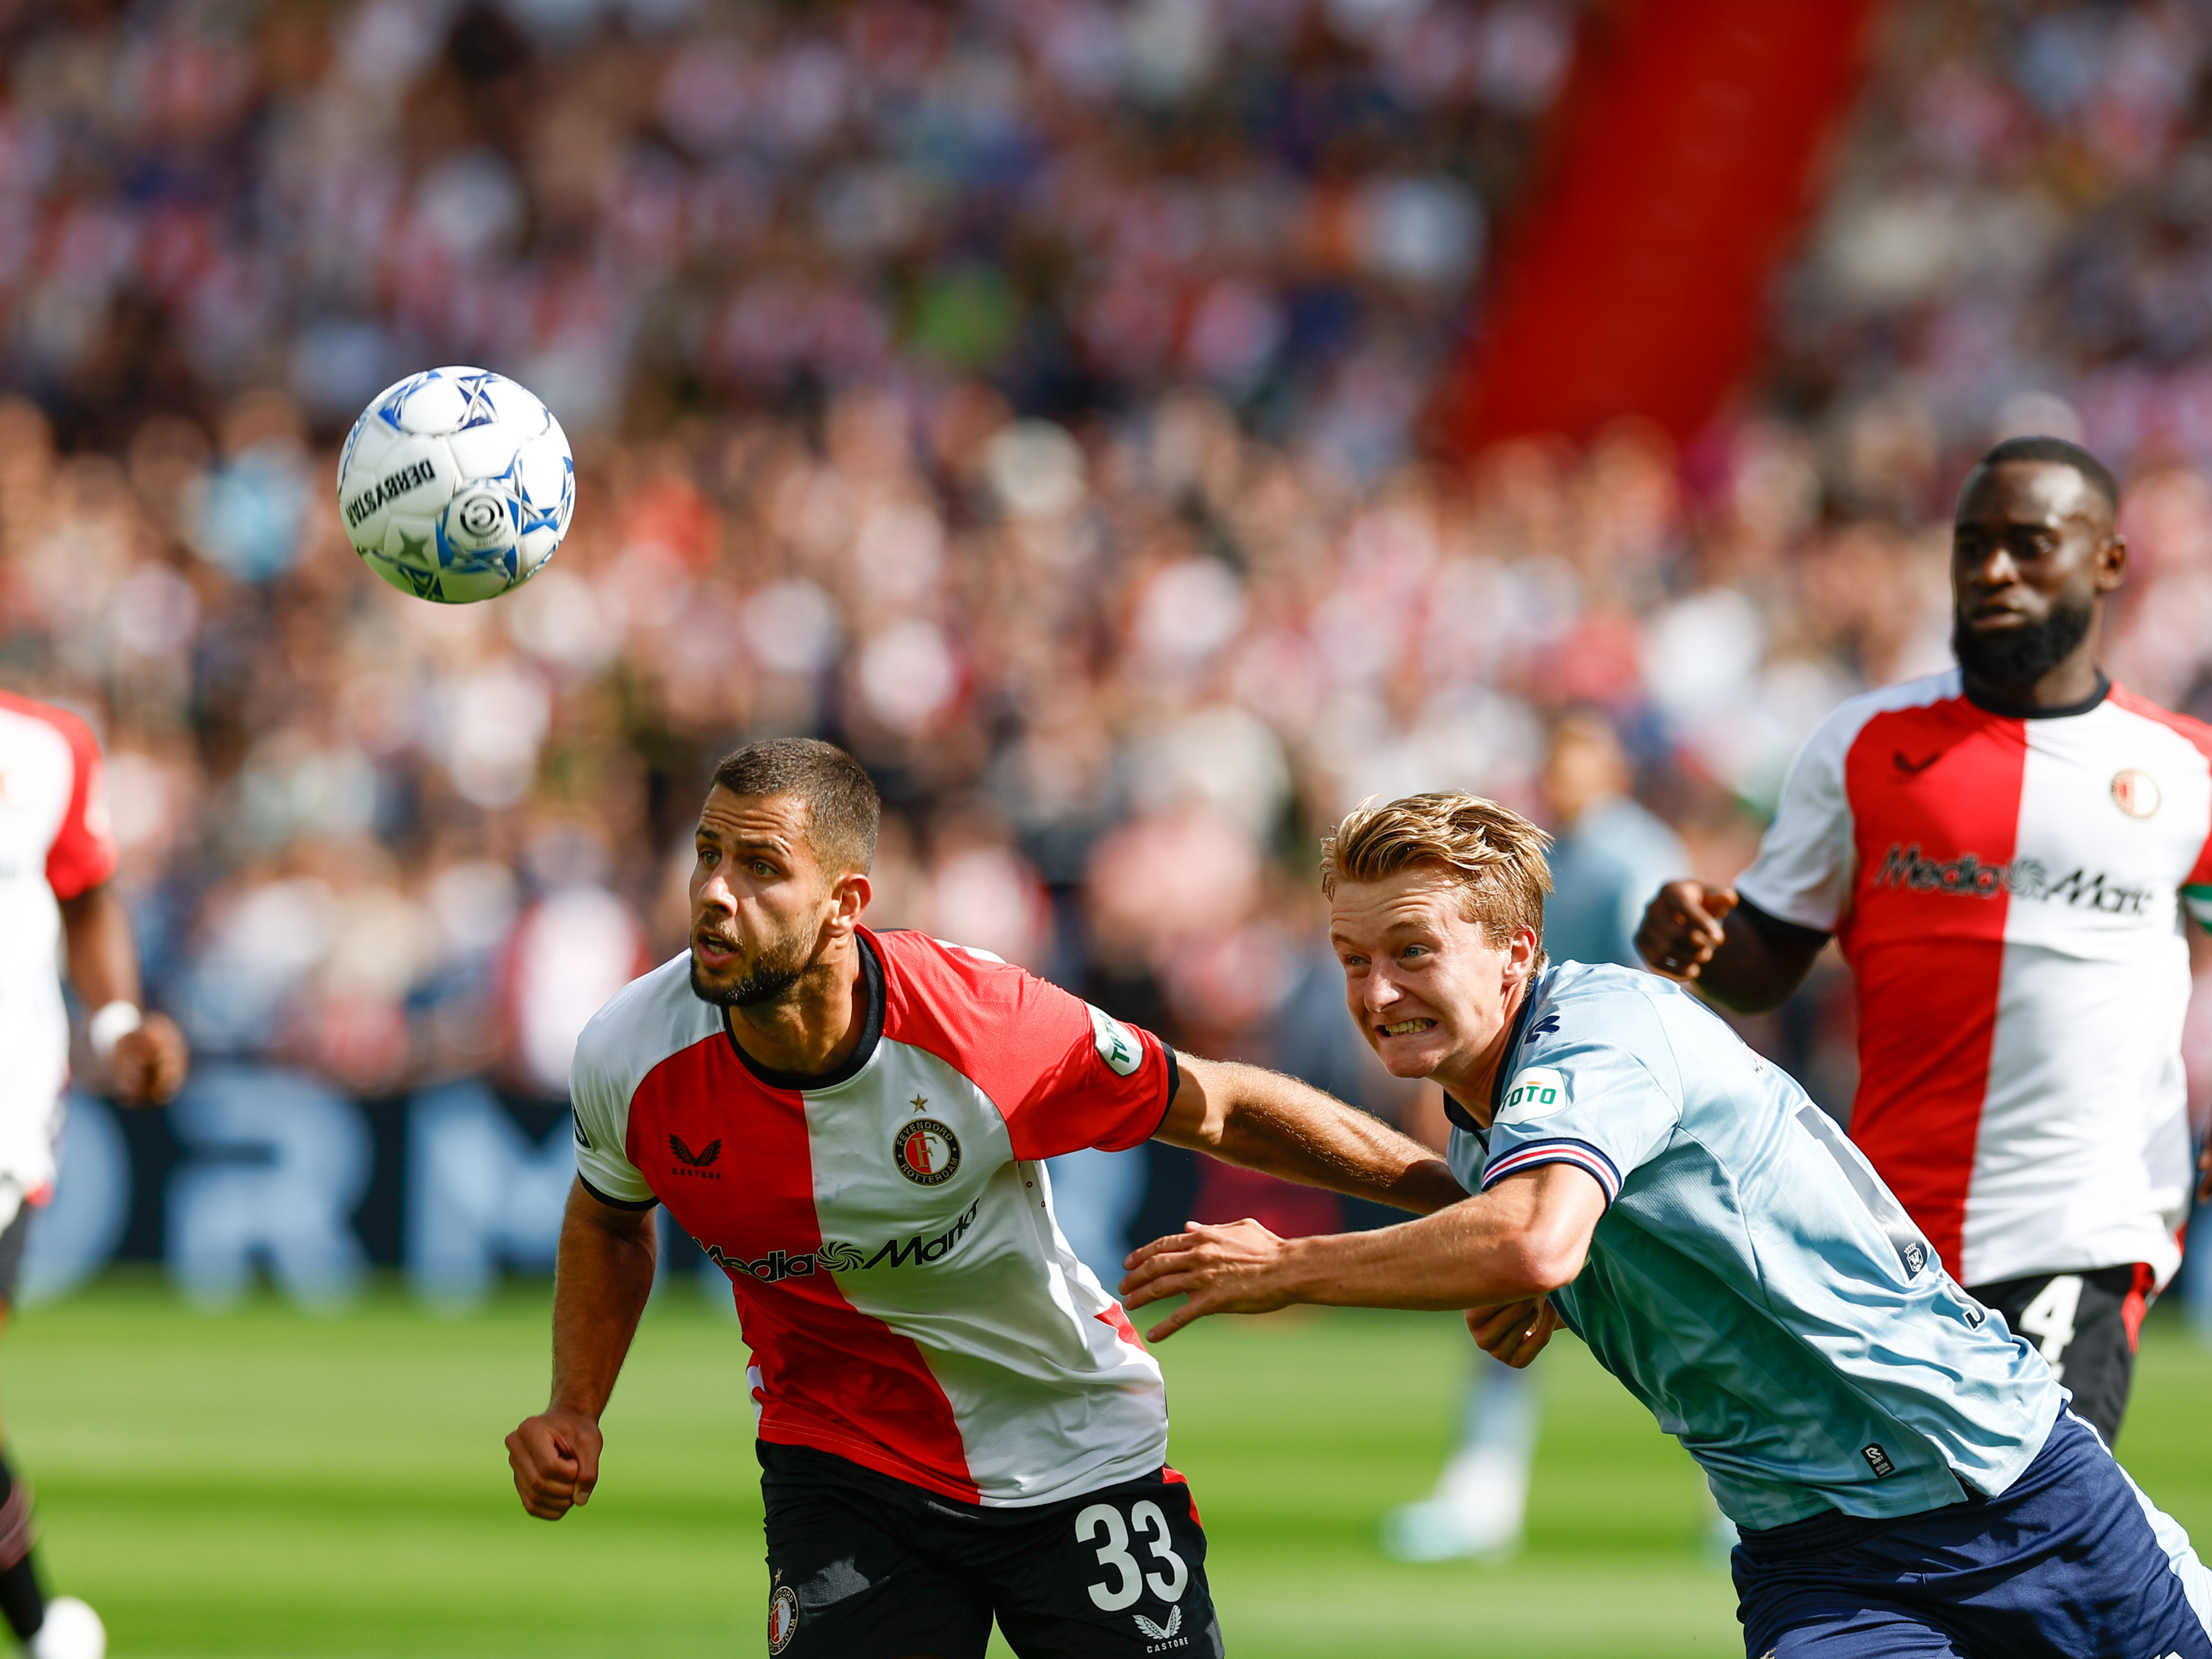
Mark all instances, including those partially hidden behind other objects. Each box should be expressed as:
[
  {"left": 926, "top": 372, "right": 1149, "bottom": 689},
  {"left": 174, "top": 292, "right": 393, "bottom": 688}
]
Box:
[{"left": 1125, "top": 791, "right": 2212, "bottom": 1659}]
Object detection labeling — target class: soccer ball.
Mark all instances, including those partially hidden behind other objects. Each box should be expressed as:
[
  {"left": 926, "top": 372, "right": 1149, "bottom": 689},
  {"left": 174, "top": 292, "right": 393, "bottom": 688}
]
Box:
[{"left": 336, "top": 366, "right": 574, "bottom": 604}]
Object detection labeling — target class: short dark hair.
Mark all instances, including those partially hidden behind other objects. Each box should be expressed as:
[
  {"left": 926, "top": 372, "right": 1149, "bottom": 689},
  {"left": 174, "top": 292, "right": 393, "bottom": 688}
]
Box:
[
  {"left": 1970, "top": 435, "right": 2120, "bottom": 518},
  {"left": 710, "top": 738, "right": 880, "bottom": 876}
]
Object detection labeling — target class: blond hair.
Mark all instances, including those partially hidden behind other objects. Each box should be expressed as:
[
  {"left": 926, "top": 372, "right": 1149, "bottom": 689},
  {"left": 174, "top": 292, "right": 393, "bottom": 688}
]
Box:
[{"left": 1320, "top": 792, "right": 1554, "bottom": 956}]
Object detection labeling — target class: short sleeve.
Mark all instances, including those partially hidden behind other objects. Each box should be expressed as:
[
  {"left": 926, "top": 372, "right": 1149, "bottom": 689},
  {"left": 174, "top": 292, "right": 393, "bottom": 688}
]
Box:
[
  {"left": 1733, "top": 706, "right": 1856, "bottom": 935},
  {"left": 42, "top": 708, "right": 118, "bottom": 901},
  {"left": 999, "top": 985, "right": 1179, "bottom": 1161},
  {"left": 569, "top": 1029, "right": 658, "bottom": 1210},
  {"left": 1479, "top": 1043, "right": 1681, "bottom": 1207}
]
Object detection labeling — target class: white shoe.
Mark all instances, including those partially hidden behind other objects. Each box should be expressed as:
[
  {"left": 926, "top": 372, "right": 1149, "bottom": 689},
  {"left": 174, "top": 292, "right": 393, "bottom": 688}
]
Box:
[
  {"left": 27, "top": 1597, "right": 104, "bottom": 1659},
  {"left": 1381, "top": 1495, "right": 1522, "bottom": 1563}
]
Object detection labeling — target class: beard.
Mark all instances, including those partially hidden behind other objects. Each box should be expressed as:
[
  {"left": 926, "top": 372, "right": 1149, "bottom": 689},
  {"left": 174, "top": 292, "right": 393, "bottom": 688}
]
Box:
[
  {"left": 1952, "top": 599, "right": 2094, "bottom": 688},
  {"left": 688, "top": 923, "right": 816, "bottom": 1009}
]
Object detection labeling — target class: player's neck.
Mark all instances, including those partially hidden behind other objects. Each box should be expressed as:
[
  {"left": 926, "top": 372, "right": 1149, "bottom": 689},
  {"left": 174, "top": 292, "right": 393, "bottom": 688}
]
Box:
[
  {"left": 724, "top": 937, "right": 869, "bottom": 1079},
  {"left": 1959, "top": 630, "right": 2106, "bottom": 714},
  {"left": 1430, "top": 975, "right": 1531, "bottom": 1131}
]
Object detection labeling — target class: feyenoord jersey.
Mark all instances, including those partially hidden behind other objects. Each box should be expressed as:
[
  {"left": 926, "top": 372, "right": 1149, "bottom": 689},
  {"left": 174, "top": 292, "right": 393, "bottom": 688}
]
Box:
[
  {"left": 0, "top": 692, "right": 116, "bottom": 1192},
  {"left": 1736, "top": 669, "right": 2212, "bottom": 1290},
  {"left": 569, "top": 927, "right": 1179, "bottom": 1507}
]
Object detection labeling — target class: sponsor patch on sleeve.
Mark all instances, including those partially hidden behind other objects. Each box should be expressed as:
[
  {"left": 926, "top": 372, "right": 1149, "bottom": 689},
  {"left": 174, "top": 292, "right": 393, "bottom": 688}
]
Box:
[
  {"left": 1497, "top": 1065, "right": 1569, "bottom": 1124},
  {"left": 1088, "top": 1003, "right": 1146, "bottom": 1077}
]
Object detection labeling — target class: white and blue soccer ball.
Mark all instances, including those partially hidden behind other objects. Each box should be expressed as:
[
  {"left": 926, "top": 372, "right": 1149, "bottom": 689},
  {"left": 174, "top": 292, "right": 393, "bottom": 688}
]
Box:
[{"left": 336, "top": 366, "right": 574, "bottom": 604}]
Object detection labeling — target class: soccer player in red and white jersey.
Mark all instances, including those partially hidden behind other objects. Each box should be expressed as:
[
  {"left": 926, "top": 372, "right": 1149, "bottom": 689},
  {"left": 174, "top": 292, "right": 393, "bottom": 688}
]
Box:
[
  {"left": 0, "top": 690, "right": 188, "bottom": 1659},
  {"left": 505, "top": 738, "right": 1463, "bottom": 1658},
  {"left": 1636, "top": 435, "right": 2209, "bottom": 1446}
]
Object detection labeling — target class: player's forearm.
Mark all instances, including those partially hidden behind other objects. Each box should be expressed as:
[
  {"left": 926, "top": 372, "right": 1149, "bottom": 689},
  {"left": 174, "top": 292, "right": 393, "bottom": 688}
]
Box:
[
  {"left": 547, "top": 1187, "right": 658, "bottom": 1420},
  {"left": 1271, "top": 1203, "right": 1575, "bottom": 1312},
  {"left": 1162, "top": 1056, "right": 1467, "bottom": 1214},
  {"left": 1687, "top": 919, "right": 1816, "bottom": 1014},
  {"left": 58, "top": 883, "right": 143, "bottom": 1010}
]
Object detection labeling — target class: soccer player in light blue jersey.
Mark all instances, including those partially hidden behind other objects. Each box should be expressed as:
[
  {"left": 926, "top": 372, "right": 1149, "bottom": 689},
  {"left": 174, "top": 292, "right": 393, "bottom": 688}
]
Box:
[{"left": 1122, "top": 791, "right": 2212, "bottom": 1657}]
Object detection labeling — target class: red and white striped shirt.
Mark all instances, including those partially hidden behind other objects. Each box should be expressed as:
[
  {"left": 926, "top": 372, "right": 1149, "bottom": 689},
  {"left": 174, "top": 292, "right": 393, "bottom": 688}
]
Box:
[
  {"left": 1737, "top": 669, "right": 2211, "bottom": 1290},
  {"left": 569, "top": 927, "right": 1177, "bottom": 1506},
  {"left": 0, "top": 691, "right": 117, "bottom": 1194}
]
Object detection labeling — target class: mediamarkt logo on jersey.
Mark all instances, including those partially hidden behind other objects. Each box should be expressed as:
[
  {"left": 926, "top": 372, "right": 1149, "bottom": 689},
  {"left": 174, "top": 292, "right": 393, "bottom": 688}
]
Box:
[
  {"left": 1873, "top": 843, "right": 2155, "bottom": 916},
  {"left": 700, "top": 1197, "right": 986, "bottom": 1284}
]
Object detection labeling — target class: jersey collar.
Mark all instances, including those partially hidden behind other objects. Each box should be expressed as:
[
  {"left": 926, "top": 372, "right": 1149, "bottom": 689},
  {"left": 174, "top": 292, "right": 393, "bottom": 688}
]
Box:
[
  {"left": 1440, "top": 965, "right": 1554, "bottom": 1139},
  {"left": 721, "top": 930, "right": 887, "bottom": 1091},
  {"left": 1961, "top": 671, "right": 2110, "bottom": 721}
]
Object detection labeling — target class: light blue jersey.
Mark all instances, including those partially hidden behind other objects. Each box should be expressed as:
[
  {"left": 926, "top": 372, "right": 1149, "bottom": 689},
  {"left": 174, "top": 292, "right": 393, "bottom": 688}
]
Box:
[{"left": 1445, "top": 962, "right": 2063, "bottom": 1531}]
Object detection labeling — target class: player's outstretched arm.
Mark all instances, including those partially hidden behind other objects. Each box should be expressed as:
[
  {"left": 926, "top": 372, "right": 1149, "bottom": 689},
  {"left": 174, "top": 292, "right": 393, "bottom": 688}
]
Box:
[
  {"left": 506, "top": 1179, "right": 658, "bottom": 1521},
  {"left": 1635, "top": 880, "right": 1823, "bottom": 1014},
  {"left": 1154, "top": 1054, "right": 1467, "bottom": 1215},
  {"left": 58, "top": 882, "right": 188, "bottom": 1107},
  {"left": 1120, "top": 1162, "right": 1603, "bottom": 1342}
]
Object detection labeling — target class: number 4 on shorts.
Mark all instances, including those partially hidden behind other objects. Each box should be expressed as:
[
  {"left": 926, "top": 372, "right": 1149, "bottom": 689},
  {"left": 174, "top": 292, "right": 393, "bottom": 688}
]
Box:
[
  {"left": 1075, "top": 1501, "right": 1190, "bottom": 1611},
  {"left": 2016, "top": 1275, "right": 2084, "bottom": 1382}
]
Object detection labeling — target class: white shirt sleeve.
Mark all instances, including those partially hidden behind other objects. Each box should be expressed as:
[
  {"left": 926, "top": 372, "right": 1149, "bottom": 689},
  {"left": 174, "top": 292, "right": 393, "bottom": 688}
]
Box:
[
  {"left": 1733, "top": 702, "right": 1863, "bottom": 935},
  {"left": 569, "top": 1022, "right": 658, "bottom": 1208}
]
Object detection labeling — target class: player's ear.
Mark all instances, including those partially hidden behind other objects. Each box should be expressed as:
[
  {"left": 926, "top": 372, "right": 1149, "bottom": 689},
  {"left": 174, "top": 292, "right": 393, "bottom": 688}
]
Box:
[
  {"left": 2096, "top": 529, "right": 2127, "bottom": 591},
  {"left": 1504, "top": 925, "right": 1541, "bottom": 982},
  {"left": 828, "top": 869, "right": 872, "bottom": 930}
]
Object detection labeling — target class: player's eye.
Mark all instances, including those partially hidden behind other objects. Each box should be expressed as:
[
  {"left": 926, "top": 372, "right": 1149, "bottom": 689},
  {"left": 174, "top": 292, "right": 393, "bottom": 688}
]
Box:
[
  {"left": 752, "top": 860, "right": 777, "bottom": 878},
  {"left": 696, "top": 846, "right": 717, "bottom": 866}
]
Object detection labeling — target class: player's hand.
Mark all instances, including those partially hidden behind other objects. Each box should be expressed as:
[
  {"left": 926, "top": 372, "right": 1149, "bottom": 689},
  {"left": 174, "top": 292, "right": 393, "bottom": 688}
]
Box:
[
  {"left": 1636, "top": 881, "right": 1737, "bottom": 981},
  {"left": 109, "top": 1013, "right": 188, "bottom": 1108},
  {"left": 1119, "top": 1219, "right": 1293, "bottom": 1342},
  {"left": 506, "top": 1408, "right": 603, "bottom": 1520},
  {"left": 1467, "top": 1298, "right": 1558, "bottom": 1368}
]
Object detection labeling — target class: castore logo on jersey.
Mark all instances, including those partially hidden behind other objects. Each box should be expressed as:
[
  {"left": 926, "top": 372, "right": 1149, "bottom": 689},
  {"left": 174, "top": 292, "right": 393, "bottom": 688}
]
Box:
[
  {"left": 668, "top": 1133, "right": 723, "bottom": 1179},
  {"left": 702, "top": 1196, "right": 985, "bottom": 1283}
]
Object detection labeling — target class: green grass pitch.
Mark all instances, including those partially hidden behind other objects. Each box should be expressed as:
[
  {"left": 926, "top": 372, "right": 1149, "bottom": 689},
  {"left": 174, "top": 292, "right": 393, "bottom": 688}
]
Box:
[{"left": 7, "top": 1274, "right": 2211, "bottom": 1656}]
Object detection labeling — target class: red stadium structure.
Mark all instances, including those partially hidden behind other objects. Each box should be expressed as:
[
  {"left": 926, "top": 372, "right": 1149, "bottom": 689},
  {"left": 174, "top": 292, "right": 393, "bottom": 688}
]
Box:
[{"left": 1439, "top": 0, "right": 1887, "bottom": 453}]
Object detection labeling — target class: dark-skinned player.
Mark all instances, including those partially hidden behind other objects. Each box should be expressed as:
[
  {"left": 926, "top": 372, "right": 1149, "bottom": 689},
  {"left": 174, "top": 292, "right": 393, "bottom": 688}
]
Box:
[{"left": 1637, "top": 435, "right": 2208, "bottom": 1447}]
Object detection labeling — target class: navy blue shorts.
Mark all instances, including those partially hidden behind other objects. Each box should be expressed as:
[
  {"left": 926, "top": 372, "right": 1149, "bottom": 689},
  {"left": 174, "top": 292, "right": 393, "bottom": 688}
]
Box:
[{"left": 1734, "top": 1414, "right": 2212, "bottom": 1657}]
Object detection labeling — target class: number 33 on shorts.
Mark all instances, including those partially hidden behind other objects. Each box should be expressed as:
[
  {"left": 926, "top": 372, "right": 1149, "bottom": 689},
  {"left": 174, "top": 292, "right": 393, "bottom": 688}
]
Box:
[
  {"left": 1039, "top": 1471, "right": 1221, "bottom": 1656},
  {"left": 1077, "top": 1499, "right": 1189, "bottom": 1612}
]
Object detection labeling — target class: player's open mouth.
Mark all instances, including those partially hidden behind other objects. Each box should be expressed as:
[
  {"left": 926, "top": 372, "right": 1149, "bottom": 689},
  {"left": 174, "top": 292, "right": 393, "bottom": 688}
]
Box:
[
  {"left": 1381, "top": 1019, "right": 1435, "bottom": 1036},
  {"left": 694, "top": 936, "right": 741, "bottom": 967}
]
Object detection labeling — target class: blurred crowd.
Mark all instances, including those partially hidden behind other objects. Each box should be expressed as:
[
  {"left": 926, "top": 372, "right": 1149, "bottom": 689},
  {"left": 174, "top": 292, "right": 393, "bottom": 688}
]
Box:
[{"left": 7, "top": 0, "right": 2212, "bottom": 1218}]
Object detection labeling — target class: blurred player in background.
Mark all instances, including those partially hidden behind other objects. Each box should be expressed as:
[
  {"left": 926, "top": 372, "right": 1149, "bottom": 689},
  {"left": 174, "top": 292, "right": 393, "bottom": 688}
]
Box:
[
  {"left": 0, "top": 690, "right": 189, "bottom": 1659},
  {"left": 1128, "top": 791, "right": 2212, "bottom": 1659},
  {"left": 506, "top": 738, "right": 1461, "bottom": 1659},
  {"left": 1638, "top": 435, "right": 2207, "bottom": 1447},
  {"left": 1384, "top": 709, "right": 1685, "bottom": 1562}
]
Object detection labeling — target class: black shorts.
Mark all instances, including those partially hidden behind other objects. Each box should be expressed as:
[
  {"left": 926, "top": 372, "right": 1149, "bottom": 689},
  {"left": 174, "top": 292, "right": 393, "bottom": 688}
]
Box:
[
  {"left": 759, "top": 1442, "right": 1222, "bottom": 1659},
  {"left": 0, "top": 1202, "right": 35, "bottom": 1306},
  {"left": 1969, "top": 1263, "right": 2154, "bottom": 1447}
]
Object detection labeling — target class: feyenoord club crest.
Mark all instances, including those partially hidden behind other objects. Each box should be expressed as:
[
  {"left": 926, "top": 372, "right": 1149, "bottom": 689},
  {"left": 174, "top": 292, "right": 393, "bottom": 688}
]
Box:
[
  {"left": 768, "top": 1580, "right": 800, "bottom": 1653},
  {"left": 2111, "top": 768, "right": 2161, "bottom": 819},
  {"left": 894, "top": 1104, "right": 961, "bottom": 1187}
]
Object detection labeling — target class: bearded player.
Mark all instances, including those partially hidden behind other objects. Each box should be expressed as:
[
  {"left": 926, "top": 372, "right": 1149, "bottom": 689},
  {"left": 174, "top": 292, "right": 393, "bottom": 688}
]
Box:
[
  {"left": 1639, "top": 435, "right": 2210, "bottom": 1447},
  {"left": 1125, "top": 790, "right": 2212, "bottom": 1658},
  {"left": 1, "top": 690, "right": 189, "bottom": 1659},
  {"left": 505, "top": 738, "right": 1463, "bottom": 1658}
]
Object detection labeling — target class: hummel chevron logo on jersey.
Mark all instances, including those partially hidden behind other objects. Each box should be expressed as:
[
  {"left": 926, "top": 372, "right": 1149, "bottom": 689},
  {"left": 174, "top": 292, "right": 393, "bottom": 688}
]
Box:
[
  {"left": 1528, "top": 1015, "right": 1562, "bottom": 1038},
  {"left": 1132, "top": 1605, "right": 1182, "bottom": 1641},
  {"left": 670, "top": 1134, "right": 723, "bottom": 1173},
  {"left": 1893, "top": 749, "right": 1941, "bottom": 777}
]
